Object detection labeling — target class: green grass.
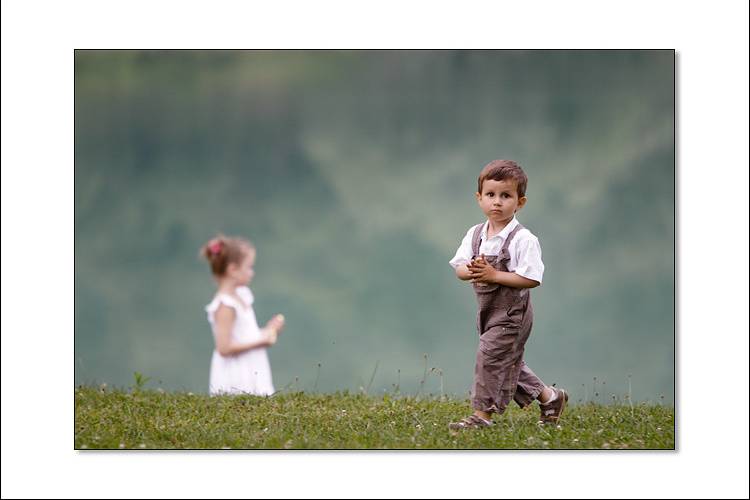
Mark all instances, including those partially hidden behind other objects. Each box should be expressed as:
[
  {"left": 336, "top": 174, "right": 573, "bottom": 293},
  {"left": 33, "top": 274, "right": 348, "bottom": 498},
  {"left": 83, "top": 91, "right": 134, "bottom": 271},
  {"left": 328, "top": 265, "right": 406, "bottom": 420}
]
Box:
[{"left": 75, "top": 386, "right": 674, "bottom": 449}]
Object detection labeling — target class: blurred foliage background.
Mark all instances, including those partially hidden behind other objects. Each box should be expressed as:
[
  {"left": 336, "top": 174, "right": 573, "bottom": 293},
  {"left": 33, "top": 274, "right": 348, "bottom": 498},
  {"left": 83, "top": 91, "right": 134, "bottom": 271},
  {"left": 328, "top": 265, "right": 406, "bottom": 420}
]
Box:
[{"left": 75, "top": 50, "right": 674, "bottom": 402}]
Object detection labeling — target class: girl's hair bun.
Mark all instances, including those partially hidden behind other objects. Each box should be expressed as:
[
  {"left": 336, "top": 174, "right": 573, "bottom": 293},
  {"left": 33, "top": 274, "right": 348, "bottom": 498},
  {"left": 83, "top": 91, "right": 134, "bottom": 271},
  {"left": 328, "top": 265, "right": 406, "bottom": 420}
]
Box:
[{"left": 200, "top": 234, "right": 254, "bottom": 276}]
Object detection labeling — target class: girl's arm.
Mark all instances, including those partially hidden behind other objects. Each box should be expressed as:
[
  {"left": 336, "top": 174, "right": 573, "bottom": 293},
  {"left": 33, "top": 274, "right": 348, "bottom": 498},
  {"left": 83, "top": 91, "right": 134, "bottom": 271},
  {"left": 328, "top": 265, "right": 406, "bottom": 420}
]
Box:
[{"left": 213, "top": 305, "right": 276, "bottom": 356}]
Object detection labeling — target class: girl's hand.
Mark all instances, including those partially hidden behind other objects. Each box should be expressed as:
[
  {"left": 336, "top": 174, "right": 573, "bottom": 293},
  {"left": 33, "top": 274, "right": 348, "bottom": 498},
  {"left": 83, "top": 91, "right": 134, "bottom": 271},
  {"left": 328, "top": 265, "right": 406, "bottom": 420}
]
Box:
[
  {"left": 262, "top": 314, "right": 285, "bottom": 346},
  {"left": 263, "top": 328, "right": 278, "bottom": 346},
  {"left": 267, "top": 314, "right": 285, "bottom": 333}
]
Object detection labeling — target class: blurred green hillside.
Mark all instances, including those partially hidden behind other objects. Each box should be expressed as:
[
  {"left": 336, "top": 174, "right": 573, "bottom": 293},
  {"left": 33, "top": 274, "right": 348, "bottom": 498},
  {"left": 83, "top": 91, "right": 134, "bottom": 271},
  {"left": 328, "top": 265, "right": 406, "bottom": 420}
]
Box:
[{"left": 74, "top": 50, "right": 674, "bottom": 401}]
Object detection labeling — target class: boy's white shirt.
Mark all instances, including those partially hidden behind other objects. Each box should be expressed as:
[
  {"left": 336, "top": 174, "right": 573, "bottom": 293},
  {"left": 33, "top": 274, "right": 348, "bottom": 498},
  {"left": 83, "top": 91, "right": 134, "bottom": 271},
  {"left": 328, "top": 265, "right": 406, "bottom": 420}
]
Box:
[{"left": 449, "top": 216, "right": 545, "bottom": 284}]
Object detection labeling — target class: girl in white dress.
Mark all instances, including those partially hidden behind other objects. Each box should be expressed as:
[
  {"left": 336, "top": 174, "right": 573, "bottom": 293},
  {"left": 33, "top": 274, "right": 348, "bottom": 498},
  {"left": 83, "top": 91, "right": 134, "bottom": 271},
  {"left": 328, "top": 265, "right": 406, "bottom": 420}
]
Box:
[{"left": 201, "top": 235, "right": 285, "bottom": 396}]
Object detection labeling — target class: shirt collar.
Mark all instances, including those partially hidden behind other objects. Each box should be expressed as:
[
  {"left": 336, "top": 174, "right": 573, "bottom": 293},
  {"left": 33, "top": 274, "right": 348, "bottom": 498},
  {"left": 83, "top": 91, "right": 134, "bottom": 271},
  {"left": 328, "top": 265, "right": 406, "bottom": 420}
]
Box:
[{"left": 482, "top": 216, "right": 519, "bottom": 241}]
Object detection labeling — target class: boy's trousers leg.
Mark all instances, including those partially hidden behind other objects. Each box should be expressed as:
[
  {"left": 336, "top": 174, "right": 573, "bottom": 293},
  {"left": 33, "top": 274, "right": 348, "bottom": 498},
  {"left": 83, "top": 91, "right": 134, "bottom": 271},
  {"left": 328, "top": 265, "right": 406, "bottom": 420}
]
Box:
[
  {"left": 472, "top": 326, "right": 532, "bottom": 414},
  {"left": 513, "top": 360, "right": 546, "bottom": 408}
]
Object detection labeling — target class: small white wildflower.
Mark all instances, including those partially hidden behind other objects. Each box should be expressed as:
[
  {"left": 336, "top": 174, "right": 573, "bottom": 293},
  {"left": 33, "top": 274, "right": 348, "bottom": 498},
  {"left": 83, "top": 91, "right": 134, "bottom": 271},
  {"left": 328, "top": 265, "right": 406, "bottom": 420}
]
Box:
[
  {"left": 556, "top": 425, "right": 562, "bottom": 430},
  {"left": 572, "top": 438, "right": 579, "bottom": 443},
  {"left": 656, "top": 427, "right": 662, "bottom": 431},
  {"left": 416, "top": 424, "right": 422, "bottom": 429},
  {"left": 187, "top": 392, "right": 194, "bottom": 396},
  {"left": 263, "top": 427, "right": 269, "bottom": 432},
  {"left": 119, "top": 443, "right": 125, "bottom": 448}
]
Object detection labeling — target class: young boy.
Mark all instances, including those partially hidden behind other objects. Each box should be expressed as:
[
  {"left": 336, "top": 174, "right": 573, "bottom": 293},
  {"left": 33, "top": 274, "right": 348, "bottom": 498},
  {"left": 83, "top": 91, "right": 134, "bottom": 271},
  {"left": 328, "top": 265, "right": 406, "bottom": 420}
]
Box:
[{"left": 448, "top": 159, "right": 567, "bottom": 430}]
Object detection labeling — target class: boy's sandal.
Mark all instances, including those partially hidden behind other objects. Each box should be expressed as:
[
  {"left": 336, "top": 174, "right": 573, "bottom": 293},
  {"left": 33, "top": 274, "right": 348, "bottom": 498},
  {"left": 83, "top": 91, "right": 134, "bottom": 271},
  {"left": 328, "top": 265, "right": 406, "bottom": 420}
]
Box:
[
  {"left": 538, "top": 387, "right": 569, "bottom": 424},
  {"left": 448, "top": 414, "right": 493, "bottom": 430}
]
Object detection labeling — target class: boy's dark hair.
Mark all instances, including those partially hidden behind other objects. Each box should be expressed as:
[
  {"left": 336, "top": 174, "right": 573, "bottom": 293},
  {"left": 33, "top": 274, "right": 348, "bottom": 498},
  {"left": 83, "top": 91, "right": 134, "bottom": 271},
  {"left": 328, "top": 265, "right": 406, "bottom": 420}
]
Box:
[{"left": 477, "top": 159, "right": 528, "bottom": 197}]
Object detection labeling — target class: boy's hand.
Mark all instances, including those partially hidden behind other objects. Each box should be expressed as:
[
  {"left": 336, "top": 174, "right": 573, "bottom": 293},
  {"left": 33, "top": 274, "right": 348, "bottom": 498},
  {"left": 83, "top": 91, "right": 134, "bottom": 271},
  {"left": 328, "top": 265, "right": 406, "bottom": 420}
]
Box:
[{"left": 467, "top": 254, "right": 498, "bottom": 284}]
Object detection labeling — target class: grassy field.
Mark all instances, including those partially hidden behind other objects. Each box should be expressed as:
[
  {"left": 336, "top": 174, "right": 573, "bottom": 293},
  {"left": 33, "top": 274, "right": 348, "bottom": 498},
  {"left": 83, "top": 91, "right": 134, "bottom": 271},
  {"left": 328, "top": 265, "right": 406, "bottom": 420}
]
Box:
[{"left": 75, "top": 385, "right": 674, "bottom": 450}]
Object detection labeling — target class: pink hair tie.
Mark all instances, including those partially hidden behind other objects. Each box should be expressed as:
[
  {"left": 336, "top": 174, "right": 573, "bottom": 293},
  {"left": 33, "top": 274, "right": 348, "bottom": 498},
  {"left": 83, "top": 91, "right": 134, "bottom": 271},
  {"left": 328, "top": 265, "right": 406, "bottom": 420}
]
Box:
[{"left": 208, "top": 240, "right": 222, "bottom": 255}]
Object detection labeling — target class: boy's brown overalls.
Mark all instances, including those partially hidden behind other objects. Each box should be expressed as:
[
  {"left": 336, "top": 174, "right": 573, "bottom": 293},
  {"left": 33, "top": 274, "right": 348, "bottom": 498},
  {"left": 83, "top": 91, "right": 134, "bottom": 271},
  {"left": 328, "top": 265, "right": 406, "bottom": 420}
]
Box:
[{"left": 470, "top": 222, "right": 546, "bottom": 414}]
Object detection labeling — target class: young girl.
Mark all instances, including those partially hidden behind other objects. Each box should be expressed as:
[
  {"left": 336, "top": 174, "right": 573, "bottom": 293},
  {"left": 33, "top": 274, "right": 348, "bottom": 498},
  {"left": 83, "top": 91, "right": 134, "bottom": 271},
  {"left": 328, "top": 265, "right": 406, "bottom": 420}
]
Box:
[{"left": 201, "top": 235, "right": 285, "bottom": 396}]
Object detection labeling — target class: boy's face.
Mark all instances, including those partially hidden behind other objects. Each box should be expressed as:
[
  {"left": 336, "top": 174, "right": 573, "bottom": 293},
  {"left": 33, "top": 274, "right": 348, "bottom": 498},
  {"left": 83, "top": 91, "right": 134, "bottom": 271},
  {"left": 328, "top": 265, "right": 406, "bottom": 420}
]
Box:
[{"left": 475, "top": 178, "right": 527, "bottom": 224}]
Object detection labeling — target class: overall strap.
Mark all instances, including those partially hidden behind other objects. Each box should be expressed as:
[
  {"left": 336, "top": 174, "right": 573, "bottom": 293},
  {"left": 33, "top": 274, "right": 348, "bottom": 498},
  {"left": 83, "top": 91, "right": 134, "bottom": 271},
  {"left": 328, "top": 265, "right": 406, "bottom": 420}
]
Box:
[
  {"left": 470, "top": 223, "right": 485, "bottom": 257},
  {"left": 500, "top": 223, "right": 525, "bottom": 254}
]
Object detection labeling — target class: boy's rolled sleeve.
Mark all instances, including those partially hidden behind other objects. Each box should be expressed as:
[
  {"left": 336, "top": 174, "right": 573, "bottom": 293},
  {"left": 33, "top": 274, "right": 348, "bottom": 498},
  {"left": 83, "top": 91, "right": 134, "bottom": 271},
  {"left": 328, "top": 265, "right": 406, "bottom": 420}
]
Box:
[
  {"left": 448, "top": 227, "right": 475, "bottom": 269},
  {"left": 513, "top": 236, "right": 544, "bottom": 284}
]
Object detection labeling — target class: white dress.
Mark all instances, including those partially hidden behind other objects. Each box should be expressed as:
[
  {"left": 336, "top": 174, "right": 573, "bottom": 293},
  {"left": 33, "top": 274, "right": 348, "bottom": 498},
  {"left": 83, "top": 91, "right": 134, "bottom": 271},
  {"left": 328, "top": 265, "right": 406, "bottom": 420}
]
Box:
[{"left": 205, "top": 286, "right": 275, "bottom": 396}]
